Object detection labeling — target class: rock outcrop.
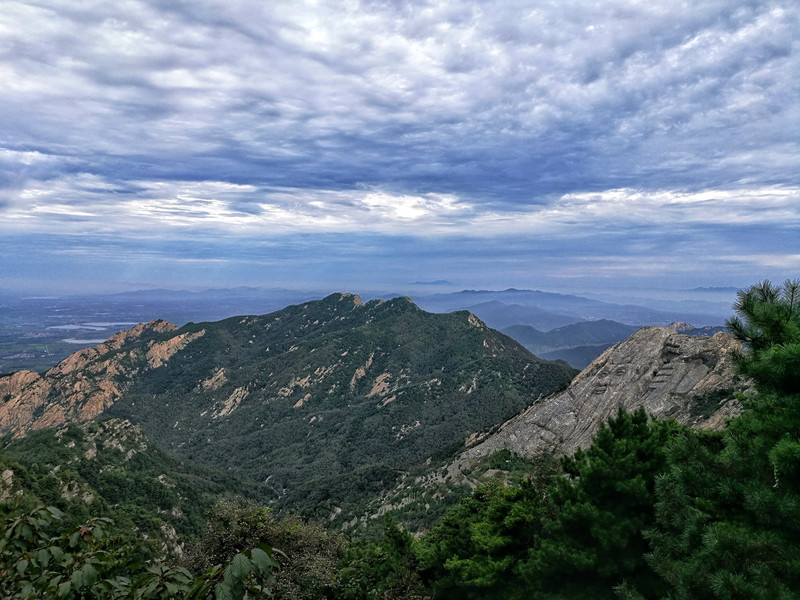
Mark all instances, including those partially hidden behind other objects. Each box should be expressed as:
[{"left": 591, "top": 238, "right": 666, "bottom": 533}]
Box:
[
  {"left": 462, "top": 326, "right": 744, "bottom": 461},
  {"left": 0, "top": 320, "right": 195, "bottom": 438}
]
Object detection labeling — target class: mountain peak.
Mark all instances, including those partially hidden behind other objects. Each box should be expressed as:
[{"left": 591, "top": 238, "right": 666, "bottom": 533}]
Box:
[
  {"left": 666, "top": 321, "right": 694, "bottom": 332},
  {"left": 325, "top": 292, "right": 364, "bottom": 306}
]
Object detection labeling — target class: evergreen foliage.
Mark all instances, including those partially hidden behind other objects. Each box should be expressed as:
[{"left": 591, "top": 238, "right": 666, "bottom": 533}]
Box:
[
  {"left": 646, "top": 279, "right": 800, "bottom": 599},
  {"left": 726, "top": 279, "right": 800, "bottom": 394},
  {"left": 523, "top": 408, "right": 681, "bottom": 599},
  {"left": 416, "top": 410, "right": 681, "bottom": 599},
  {"left": 418, "top": 476, "right": 555, "bottom": 599},
  {"left": 336, "top": 518, "right": 427, "bottom": 600}
]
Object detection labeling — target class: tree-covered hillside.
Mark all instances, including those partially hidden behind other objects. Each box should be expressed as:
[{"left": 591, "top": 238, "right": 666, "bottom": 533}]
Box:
[
  {"left": 0, "top": 418, "right": 269, "bottom": 556},
  {"left": 99, "top": 294, "right": 576, "bottom": 520}
]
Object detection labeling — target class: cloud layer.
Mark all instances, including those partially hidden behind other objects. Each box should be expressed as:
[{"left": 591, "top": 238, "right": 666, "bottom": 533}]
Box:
[{"left": 1, "top": 0, "right": 797, "bottom": 292}]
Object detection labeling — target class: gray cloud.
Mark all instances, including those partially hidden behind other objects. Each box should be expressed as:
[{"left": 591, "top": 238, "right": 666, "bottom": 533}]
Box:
[{"left": 0, "top": 0, "right": 797, "bottom": 292}]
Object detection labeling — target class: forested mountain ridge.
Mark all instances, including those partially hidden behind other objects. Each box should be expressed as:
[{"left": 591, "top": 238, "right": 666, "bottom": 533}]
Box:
[{"left": 0, "top": 293, "right": 576, "bottom": 524}]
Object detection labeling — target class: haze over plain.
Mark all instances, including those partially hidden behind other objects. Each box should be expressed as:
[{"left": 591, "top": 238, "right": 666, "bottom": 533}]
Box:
[{"left": 0, "top": 0, "right": 797, "bottom": 294}]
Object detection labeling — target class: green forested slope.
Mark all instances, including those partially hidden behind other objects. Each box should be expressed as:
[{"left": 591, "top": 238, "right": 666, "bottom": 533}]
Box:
[
  {"left": 87, "top": 293, "right": 576, "bottom": 520},
  {"left": 0, "top": 418, "right": 268, "bottom": 556}
]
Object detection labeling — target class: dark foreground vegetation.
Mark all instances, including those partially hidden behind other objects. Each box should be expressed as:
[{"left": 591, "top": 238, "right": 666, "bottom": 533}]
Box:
[{"left": 2, "top": 280, "right": 798, "bottom": 599}]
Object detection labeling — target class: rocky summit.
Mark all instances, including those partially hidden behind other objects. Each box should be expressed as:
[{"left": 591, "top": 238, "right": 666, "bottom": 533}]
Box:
[{"left": 460, "top": 326, "right": 744, "bottom": 462}]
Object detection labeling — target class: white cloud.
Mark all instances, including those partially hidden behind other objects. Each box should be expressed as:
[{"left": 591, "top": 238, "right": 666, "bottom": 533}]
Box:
[{"left": 2, "top": 168, "right": 798, "bottom": 241}]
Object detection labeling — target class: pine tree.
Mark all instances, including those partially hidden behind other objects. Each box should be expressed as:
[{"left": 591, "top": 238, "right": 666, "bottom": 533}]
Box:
[
  {"left": 417, "top": 475, "right": 556, "bottom": 600},
  {"left": 522, "top": 408, "right": 682, "bottom": 600},
  {"left": 726, "top": 279, "right": 800, "bottom": 395},
  {"left": 647, "top": 279, "right": 800, "bottom": 599}
]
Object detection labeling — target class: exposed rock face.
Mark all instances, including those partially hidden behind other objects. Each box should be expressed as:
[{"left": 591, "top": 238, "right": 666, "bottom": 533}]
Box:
[
  {"left": 0, "top": 370, "right": 53, "bottom": 438},
  {"left": 666, "top": 321, "right": 695, "bottom": 333},
  {"left": 462, "top": 327, "right": 744, "bottom": 461},
  {"left": 0, "top": 320, "right": 195, "bottom": 438},
  {"left": 46, "top": 319, "right": 177, "bottom": 377}
]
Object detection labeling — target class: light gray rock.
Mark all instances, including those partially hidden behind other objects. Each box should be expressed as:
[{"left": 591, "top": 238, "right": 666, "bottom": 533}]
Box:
[{"left": 463, "top": 326, "right": 743, "bottom": 460}]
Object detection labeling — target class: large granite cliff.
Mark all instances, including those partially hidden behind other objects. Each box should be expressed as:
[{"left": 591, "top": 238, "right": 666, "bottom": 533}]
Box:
[{"left": 460, "top": 326, "right": 743, "bottom": 462}]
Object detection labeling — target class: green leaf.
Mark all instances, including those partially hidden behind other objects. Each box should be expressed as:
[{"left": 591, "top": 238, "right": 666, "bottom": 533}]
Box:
[
  {"left": 50, "top": 546, "right": 66, "bottom": 565},
  {"left": 248, "top": 547, "right": 277, "bottom": 572},
  {"left": 227, "top": 553, "right": 253, "bottom": 581},
  {"left": 71, "top": 569, "right": 84, "bottom": 589},
  {"left": 47, "top": 506, "right": 66, "bottom": 519},
  {"left": 15, "top": 557, "right": 29, "bottom": 575},
  {"left": 215, "top": 583, "right": 235, "bottom": 600},
  {"left": 166, "top": 581, "right": 184, "bottom": 595},
  {"left": 35, "top": 548, "right": 51, "bottom": 567},
  {"left": 20, "top": 581, "right": 35, "bottom": 597},
  {"left": 80, "top": 562, "right": 99, "bottom": 587}
]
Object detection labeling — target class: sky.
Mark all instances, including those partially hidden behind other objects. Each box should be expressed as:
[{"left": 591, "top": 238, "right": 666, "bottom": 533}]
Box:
[{"left": 1, "top": 0, "right": 798, "bottom": 295}]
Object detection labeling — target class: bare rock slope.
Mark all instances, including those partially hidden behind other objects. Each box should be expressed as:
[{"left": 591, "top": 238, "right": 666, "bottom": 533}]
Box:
[
  {"left": 462, "top": 326, "right": 743, "bottom": 461},
  {"left": 0, "top": 319, "right": 190, "bottom": 438}
]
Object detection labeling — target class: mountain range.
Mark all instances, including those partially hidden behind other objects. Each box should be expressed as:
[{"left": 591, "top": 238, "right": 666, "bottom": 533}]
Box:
[
  {"left": 0, "top": 290, "right": 745, "bottom": 540},
  {"left": 413, "top": 288, "right": 730, "bottom": 326},
  {"left": 0, "top": 293, "right": 576, "bottom": 526},
  {"left": 1, "top": 285, "right": 733, "bottom": 375}
]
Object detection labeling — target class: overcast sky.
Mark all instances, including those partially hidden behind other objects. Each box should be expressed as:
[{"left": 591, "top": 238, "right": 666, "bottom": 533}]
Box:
[{"left": 1, "top": 0, "right": 798, "bottom": 295}]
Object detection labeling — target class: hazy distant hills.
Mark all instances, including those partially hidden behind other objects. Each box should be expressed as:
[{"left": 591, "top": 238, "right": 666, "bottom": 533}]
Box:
[
  {"left": 501, "top": 320, "right": 639, "bottom": 368},
  {"left": 413, "top": 288, "right": 729, "bottom": 327},
  {"left": 447, "top": 301, "right": 579, "bottom": 330},
  {"left": 410, "top": 288, "right": 731, "bottom": 369},
  {"left": 0, "top": 293, "right": 576, "bottom": 525},
  {"left": 0, "top": 285, "right": 733, "bottom": 374},
  {"left": 503, "top": 320, "right": 640, "bottom": 351}
]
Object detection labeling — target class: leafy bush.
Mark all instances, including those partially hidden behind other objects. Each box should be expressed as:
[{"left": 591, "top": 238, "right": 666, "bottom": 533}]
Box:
[{"left": 0, "top": 501, "right": 278, "bottom": 599}]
